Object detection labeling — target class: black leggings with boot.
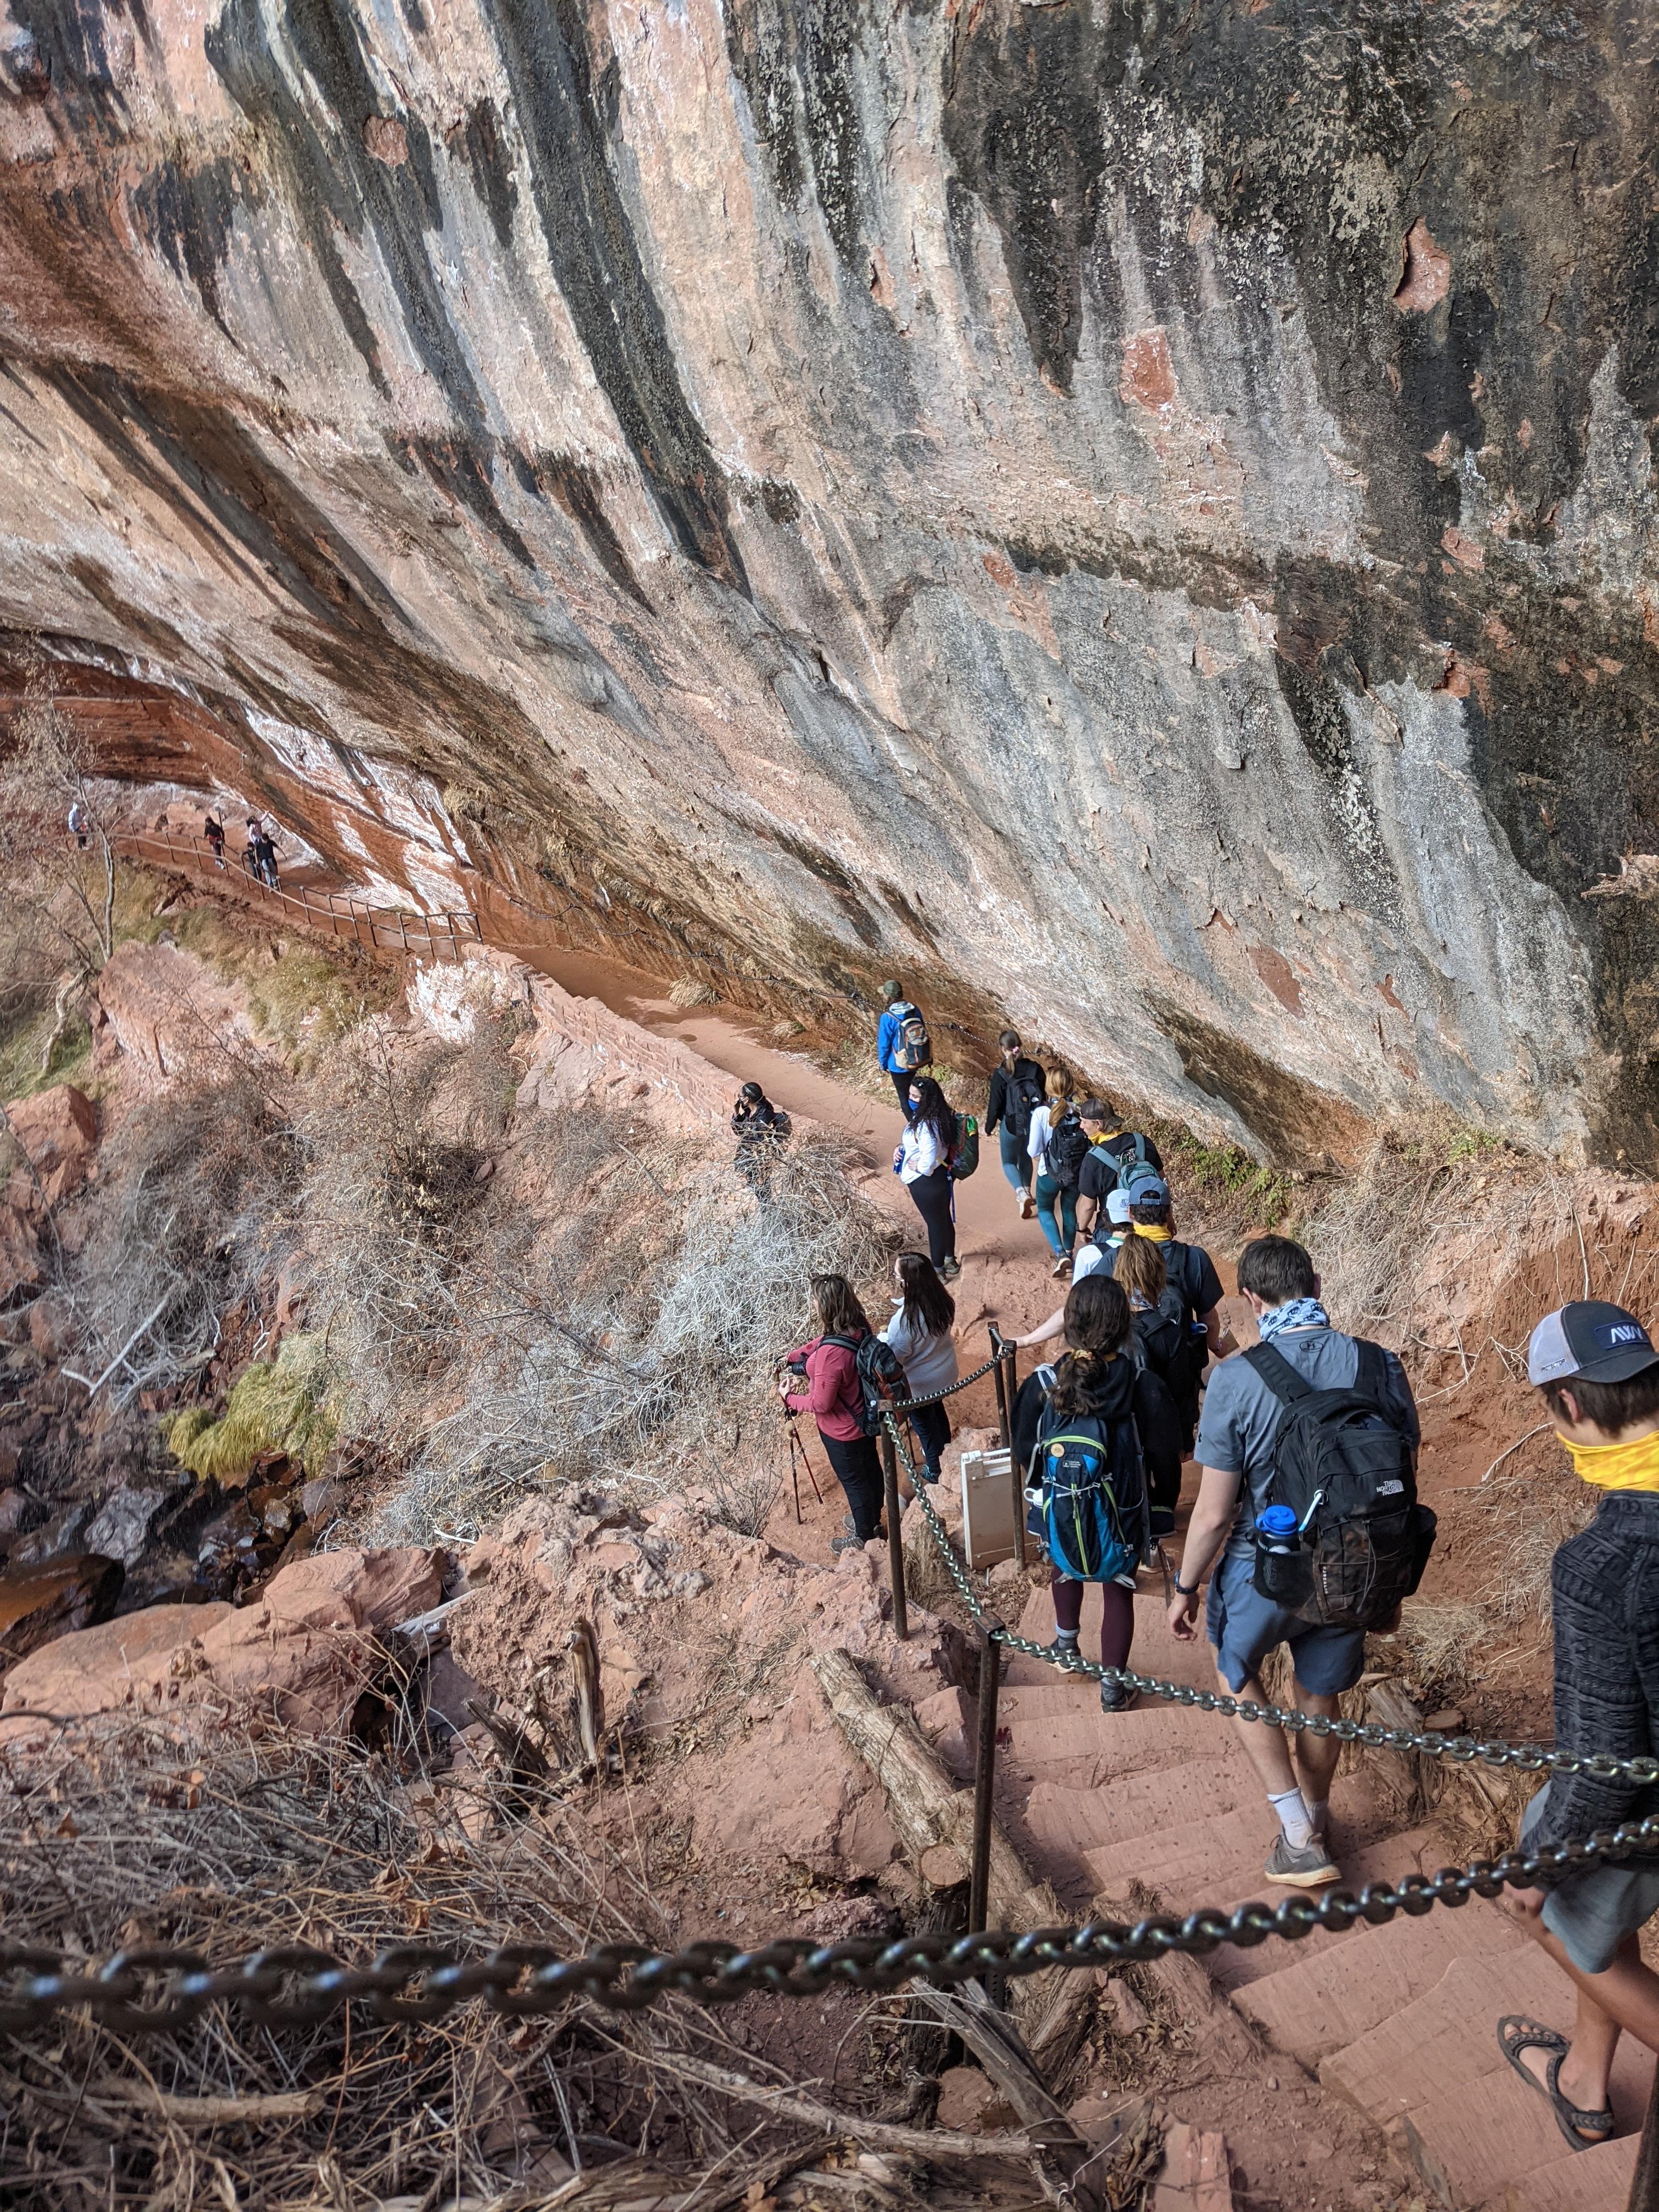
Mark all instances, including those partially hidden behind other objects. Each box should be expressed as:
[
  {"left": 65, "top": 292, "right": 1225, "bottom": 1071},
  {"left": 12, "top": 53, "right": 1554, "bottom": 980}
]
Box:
[
  {"left": 1052, "top": 1573, "right": 1135, "bottom": 1669},
  {"left": 821, "top": 1432, "right": 883, "bottom": 1542},
  {"left": 905, "top": 1167, "right": 956, "bottom": 1268}
]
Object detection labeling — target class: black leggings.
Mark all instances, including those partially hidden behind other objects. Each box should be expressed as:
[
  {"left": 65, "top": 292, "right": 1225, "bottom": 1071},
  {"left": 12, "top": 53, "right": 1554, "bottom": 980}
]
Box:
[
  {"left": 905, "top": 1167, "right": 956, "bottom": 1267},
  {"left": 1052, "top": 1571, "right": 1135, "bottom": 1669},
  {"left": 906, "top": 1400, "right": 951, "bottom": 1477},
  {"left": 821, "top": 1431, "right": 884, "bottom": 1541},
  {"left": 890, "top": 1070, "right": 915, "bottom": 1114}
]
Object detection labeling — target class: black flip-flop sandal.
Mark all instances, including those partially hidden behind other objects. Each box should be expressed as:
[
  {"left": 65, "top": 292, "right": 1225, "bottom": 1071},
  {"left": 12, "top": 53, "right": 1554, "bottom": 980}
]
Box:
[{"left": 1497, "top": 2015, "right": 1616, "bottom": 2152}]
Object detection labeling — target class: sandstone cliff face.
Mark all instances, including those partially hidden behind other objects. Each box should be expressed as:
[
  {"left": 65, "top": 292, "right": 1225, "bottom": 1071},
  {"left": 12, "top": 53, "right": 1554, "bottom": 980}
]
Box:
[{"left": 0, "top": 0, "right": 1654, "bottom": 1164}]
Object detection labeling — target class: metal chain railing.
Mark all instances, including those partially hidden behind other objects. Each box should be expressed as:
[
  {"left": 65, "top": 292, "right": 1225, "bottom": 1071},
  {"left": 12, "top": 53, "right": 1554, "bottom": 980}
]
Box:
[{"left": 6, "top": 1809, "right": 1659, "bottom": 2036}]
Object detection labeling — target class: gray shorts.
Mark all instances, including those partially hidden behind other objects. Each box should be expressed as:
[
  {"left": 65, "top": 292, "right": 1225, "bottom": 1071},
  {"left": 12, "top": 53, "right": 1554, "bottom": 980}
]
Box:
[
  {"left": 1205, "top": 1546, "right": 1367, "bottom": 1698},
  {"left": 1520, "top": 1782, "right": 1659, "bottom": 1976}
]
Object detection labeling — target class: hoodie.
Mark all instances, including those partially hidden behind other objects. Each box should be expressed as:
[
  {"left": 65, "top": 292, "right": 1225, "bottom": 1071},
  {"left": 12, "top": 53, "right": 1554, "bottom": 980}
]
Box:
[{"left": 1012, "top": 1350, "right": 1184, "bottom": 1520}]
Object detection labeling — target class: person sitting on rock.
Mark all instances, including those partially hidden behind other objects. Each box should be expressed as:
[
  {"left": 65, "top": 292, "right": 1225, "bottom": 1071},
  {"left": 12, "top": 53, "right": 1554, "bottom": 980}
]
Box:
[
  {"left": 731, "top": 1081, "right": 791, "bottom": 1197},
  {"left": 1166, "top": 1235, "right": 1418, "bottom": 1889},
  {"left": 1012, "top": 1274, "right": 1183, "bottom": 1713},
  {"left": 1493, "top": 1301, "right": 1659, "bottom": 2152}
]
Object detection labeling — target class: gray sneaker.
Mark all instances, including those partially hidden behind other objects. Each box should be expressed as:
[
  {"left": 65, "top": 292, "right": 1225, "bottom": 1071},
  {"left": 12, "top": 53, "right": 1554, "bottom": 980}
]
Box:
[{"left": 1262, "top": 1832, "right": 1341, "bottom": 1888}]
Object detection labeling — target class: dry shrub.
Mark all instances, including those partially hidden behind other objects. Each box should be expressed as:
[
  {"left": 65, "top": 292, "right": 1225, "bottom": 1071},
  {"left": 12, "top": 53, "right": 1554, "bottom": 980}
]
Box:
[
  {"left": 0, "top": 1720, "right": 810, "bottom": 2210},
  {"left": 58, "top": 1060, "right": 299, "bottom": 1407},
  {"left": 163, "top": 1331, "right": 335, "bottom": 1480},
  {"left": 1479, "top": 1466, "right": 1596, "bottom": 1628},
  {"left": 1372, "top": 1598, "right": 1487, "bottom": 1710}
]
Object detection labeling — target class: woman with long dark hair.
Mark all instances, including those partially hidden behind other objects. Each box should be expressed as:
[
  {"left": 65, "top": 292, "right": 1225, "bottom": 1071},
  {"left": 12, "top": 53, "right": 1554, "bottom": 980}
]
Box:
[
  {"left": 1012, "top": 1274, "right": 1183, "bottom": 1712},
  {"left": 781, "top": 1274, "right": 883, "bottom": 1554},
  {"left": 895, "top": 1074, "right": 960, "bottom": 1280},
  {"left": 881, "top": 1250, "right": 958, "bottom": 1484},
  {"left": 1027, "top": 1068, "right": 1082, "bottom": 1278}
]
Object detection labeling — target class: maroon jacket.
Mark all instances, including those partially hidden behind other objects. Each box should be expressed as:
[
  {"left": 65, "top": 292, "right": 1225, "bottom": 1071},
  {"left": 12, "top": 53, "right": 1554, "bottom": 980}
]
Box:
[{"left": 785, "top": 1332, "right": 866, "bottom": 1443}]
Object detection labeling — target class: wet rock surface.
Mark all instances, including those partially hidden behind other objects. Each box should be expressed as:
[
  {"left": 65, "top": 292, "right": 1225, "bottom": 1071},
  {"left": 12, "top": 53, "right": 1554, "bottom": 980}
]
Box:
[{"left": 0, "top": 8, "right": 1651, "bottom": 1163}]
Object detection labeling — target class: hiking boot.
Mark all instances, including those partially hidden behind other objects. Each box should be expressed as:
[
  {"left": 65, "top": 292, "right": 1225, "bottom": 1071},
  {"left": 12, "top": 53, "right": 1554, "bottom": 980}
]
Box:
[
  {"left": 918, "top": 1465, "right": 941, "bottom": 1486},
  {"left": 1099, "top": 1676, "right": 1134, "bottom": 1714},
  {"left": 1051, "top": 1253, "right": 1072, "bottom": 1278},
  {"left": 1262, "top": 1832, "right": 1341, "bottom": 1888},
  {"left": 939, "top": 1256, "right": 961, "bottom": 1282},
  {"left": 831, "top": 1534, "right": 866, "bottom": 1555}
]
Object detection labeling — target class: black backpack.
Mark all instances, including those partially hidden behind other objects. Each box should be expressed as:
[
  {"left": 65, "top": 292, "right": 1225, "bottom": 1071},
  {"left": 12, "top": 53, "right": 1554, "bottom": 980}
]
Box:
[
  {"left": 1046, "top": 1110, "right": 1090, "bottom": 1190},
  {"left": 1156, "top": 1243, "right": 1213, "bottom": 1437},
  {"left": 1243, "top": 1339, "right": 1436, "bottom": 1631},
  {"left": 1007, "top": 1068, "right": 1046, "bottom": 1142},
  {"left": 827, "top": 1331, "right": 910, "bottom": 1438}
]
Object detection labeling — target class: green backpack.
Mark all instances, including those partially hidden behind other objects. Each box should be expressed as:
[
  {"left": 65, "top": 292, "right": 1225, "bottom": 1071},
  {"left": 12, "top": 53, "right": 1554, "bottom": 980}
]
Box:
[{"left": 951, "top": 1111, "right": 980, "bottom": 1180}]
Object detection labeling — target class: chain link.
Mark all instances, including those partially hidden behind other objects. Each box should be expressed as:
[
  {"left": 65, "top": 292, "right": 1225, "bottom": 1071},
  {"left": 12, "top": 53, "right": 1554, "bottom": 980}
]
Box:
[
  {"left": 884, "top": 1404, "right": 1659, "bottom": 1790},
  {"left": 5, "top": 1812, "right": 1659, "bottom": 2036},
  {"left": 890, "top": 1351, "right": 1002, "bottom": 1413}
]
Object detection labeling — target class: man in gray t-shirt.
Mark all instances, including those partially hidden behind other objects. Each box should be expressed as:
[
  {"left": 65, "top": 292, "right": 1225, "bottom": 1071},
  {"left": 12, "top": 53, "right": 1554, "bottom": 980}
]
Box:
[{"left": 1168, "top": 1235, "right": 1419, "bottom": 1892}]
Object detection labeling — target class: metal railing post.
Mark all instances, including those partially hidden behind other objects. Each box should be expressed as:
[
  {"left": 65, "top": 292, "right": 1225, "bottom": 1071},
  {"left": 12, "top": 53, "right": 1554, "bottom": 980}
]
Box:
[
  {"left": 991, "top": 1334, "right": 1026, "bottom": 1568},
  {"left": 879, "top": 1424, "right": 909, "bottom": 1641},
  {"left": 970, "top": 1616, "right": 1004, "bottom": 2002},
  {"left": 1630, "top": 2067, "right": 1659, "bottom": 2212}
]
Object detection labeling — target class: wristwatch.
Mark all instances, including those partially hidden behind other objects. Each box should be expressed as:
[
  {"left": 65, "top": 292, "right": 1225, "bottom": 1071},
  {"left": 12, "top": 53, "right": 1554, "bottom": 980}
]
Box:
[{"left": 1172, "top": 1575, "right": 1200, "bottom": 1598}]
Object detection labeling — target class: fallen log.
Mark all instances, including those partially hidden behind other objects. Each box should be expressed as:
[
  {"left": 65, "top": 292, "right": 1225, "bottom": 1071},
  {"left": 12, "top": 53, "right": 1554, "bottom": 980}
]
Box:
[{"left": 808, "top": 1649, "right": 1068, "bottom": 2045}]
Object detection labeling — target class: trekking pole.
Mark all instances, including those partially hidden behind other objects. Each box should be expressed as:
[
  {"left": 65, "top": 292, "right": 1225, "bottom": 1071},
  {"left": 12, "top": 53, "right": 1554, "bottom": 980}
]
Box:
[
  {"left": 970, "top": 1615, "right": 1006, "bottom": 2007},
  {"left": 878, "top": 1424, "right": 910, "bottom": 1641},
  {"left": 788, "top": 1429, "right": 803, "bottom": 1526}
]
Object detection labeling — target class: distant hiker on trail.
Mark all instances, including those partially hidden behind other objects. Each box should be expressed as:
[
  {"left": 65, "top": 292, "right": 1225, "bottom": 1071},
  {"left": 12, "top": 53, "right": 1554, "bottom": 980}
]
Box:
[
  {"left": 1111, "top": 1230, "right": 1186, "bottom": 1397},
  {"left": 1124, "top": 1175, "right": 1233, "bottom": 1447},
  {"left": 255, "top": 823, "right": 280, "bottom": 890},
  {"left": 1011, "top": 1190, "right": 1135, "bottom": 1348},
  {"left": 986, "top": 1030, "right": 1045, "bottom": 1221},
  {"left": 882, "top": 1251, "right": 957, "bottom": 1485},
  {"left": 1028, "top": 1069, "right": 1086, "bottom": 1278},
  {"left": 895, "top": 1074, "right": 960, "bottom": 1280},
  {"left": 1492, "top": 1301, "right": 1659, "bottom": 2153},
  {"left": 731, "top": 1081, "right": 791, "bottom": 1198},
  {"left": 1167, "top": 1235, "right": 1419, "bottom": 1890},
  {"left": 204, "top": 812, "right": 226, "bottom": 867},
  {"left": 781, "top": 1274, "right": 885, "bottom": 1555},
  {"left": 1012, "top": 1274, "right": 1183, "bottom": 1713},
  {"left": 244, "top": 818, "right": 262, "bottom": 879},
  {"left": 1075, "top": 1100, "right": 1164, "bottom": 1242},
  {"left": 876, "top": 981, "right": 931, "bottom": 1114},
  {"left": 67, "top": 800, "right": 88, "bottom": 850}
]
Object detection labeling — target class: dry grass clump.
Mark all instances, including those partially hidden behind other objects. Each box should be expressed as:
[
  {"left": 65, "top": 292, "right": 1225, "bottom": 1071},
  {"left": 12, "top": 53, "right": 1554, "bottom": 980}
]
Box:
[
  {"left": 1477, "top": 1465, "right": 1597, "bottom": 1629},
  {"left": 1370, "top": 1598, "right": 1488, "bottom": 1712},
  {"left": 0, "top": 1720, "right": 830, "bottom": 2212},
  {"left": 163, "top": 1332, "right": 335, "bottom": 1481}
]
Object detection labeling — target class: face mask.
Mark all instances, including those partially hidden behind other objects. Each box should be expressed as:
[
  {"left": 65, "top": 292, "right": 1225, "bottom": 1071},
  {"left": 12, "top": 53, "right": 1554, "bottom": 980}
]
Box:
[{"left": 1566, "top": 1430, "right": 1659, "bottom": 1493}]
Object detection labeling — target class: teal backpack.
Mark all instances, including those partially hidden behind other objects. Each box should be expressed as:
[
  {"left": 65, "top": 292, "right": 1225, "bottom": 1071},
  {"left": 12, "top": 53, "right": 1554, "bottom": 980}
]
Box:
[{"left": 1025, "top": 1395, "right": 1150, "bottom": 1583}]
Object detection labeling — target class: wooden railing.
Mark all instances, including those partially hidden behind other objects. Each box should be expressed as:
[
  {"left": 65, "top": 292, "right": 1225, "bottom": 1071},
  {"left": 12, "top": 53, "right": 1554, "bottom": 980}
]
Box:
[{"left": 110, "top": 827, "right": 482, "bottom": 966}]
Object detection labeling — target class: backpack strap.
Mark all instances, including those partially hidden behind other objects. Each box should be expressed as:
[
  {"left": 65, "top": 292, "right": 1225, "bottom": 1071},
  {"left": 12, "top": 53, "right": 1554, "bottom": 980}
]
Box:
[
  {"left": 1242, "top": 1340, "right": 1316, "bottom": 1405},
  {"left": 1353, "top": 1338, "right": 1390, "bottom": 1410}
]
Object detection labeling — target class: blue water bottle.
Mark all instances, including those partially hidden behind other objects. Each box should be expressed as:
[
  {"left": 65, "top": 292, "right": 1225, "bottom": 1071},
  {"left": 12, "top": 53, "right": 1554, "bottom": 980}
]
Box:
[{"left": 1254, "top": 1503, "right": 1310, "bottom": 1606}]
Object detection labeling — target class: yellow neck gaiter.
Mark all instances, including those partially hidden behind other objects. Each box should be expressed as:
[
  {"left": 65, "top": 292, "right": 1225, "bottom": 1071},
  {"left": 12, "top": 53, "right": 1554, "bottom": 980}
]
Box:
[
  {"left": 1567, "top": 1429, "right": 1659, "bottom": 1493},
  {"left": 1136, "top": 1223, "right": 1173, "bottom": 1245}
]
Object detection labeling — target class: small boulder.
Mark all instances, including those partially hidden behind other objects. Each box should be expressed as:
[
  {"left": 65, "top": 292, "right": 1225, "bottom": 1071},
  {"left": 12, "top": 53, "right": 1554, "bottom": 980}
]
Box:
[
  {"left": 84, "top": 1486, "right": 173, "bottom": 1570},
  {"left": 4, "top": 1085, "right": 97, "bottom": 1206},
  {"left": 0, "top": 1553, "right": 123, "bottom": 1669}
]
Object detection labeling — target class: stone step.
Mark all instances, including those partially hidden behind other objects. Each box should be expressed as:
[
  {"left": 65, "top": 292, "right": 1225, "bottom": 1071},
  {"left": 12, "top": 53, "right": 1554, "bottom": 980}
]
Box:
[
  {"left": 1488, "top": 2132, "right": 1640, "bottom": 2212},
  {"left": 1084, "top": 1819, "right": 1446, "bottom": 1987},
  {"left": 1004, "top": 1587, "right": 1216, "bottom": 1693},
  {"left": 997, "top": 1689, "right": 1234, "bottom": 1779},
  {"left": 1404, "top": 2045, "right": 1653, "bottom": 2209},
  {"left": 1020, "top": 1758, "right": 1255, "bottom": 1866},
  {"left": 1233, "top": 1898, "right": 1523, "bottom": 2062}
]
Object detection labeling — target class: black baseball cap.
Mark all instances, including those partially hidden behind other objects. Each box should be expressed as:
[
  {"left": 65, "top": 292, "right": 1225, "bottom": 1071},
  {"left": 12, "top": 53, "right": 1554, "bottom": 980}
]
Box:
[{"left": 1528, "top": 1301, "right": 1659, "bottom": 1386}]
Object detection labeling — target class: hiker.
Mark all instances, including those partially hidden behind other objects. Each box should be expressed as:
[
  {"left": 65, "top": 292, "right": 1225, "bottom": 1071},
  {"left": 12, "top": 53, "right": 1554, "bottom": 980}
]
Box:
[
  {"left": 1125, "top": 1175, "right": 1233, "bottom": 1447},
  {"left": 1492, "top": 1301, "right": 1659, "bottom": 2153},
  {"left": 244, "top": 817, "right": 262, "bottom": 879},
  {"left": 781, "top": 1275, "right": 884, "bottom": 1555},
  {"left": 204, "top": 812, "right": 227, "bottom": 867},
  {"left": 1075, "top": 1101, "right": 1164, "bottom": 1240},
  {"left": 882, "top": 1251, "right": 958, "bottom": 1485},
  {"left": 67, "top": 799, "right": 88, "bottom": 850},
  {"left": 1112, "top": 1231, "right": 1186, "bottom": 1397},
  {"left": 1166, "top": 1234, "right": 1419, "bottom": 1887},
  {"left": 1010, "top": 1191, "right": 1136, "bottom": 1350},
  {"left": 876, "top": 981, "right": 930, "bottom": 1113},
  {"left": 985, "top": 1030, "right": 1045, "bottom": 1221},
  {"left": 732, "top": 1081, "right": 791, "bottom": 1197},
  {"left": 1012, "top": 1275, "right": 1184, "bottom": 1712},
  {"left": 1028, "top": 1069, "right": 1087, "bottom": 1278},
  {"left": 255, "top": 822, "right": 280, "bottom": 890},
  {"left": 895, "top": 1074, "right": 960, "bottom": 1280}
]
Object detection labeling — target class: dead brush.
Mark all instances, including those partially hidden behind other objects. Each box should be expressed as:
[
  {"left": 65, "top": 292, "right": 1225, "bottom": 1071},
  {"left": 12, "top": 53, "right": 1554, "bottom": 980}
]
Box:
[
  {"left": 0, "top": 1719, "right": 833, "bottom": 2211},
  {"left": 1477, "top": 1463, "right": 1596, "bottom": 1628},
  {"left": 1371, "top": 1598, "right": 1487, "bottom": 1711}
]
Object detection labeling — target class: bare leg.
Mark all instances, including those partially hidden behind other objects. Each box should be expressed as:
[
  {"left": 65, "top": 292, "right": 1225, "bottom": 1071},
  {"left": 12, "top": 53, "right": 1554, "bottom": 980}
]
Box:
[
  {"left": 1221, "top": 1662, "right": 1344, "bottom": 1802},
  {"left": 1513, "top": 1925, "right": 1659, "bottom": 2124}
]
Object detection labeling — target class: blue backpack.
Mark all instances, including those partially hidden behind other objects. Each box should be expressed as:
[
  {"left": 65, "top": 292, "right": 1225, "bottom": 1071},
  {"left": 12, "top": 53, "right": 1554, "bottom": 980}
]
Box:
[{"left": 1025, "top": 1386, "right": 1150, "bottom": 1583}]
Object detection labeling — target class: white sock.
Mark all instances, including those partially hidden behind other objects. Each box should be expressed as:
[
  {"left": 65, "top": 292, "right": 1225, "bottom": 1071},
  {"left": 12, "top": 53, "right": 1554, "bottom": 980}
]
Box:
[
  {"left": 1306, "top": 1798, "right": 1329, "bottom": 1835},
  {"left": 1269, "top": 1787, "right": 1314, "bottom": 1848}
]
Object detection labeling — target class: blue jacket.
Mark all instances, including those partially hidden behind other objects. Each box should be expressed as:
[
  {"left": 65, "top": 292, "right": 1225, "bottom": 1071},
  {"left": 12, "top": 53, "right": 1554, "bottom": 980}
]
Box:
[{"left": 877, "top": 1007, "right": 904, "bottom": 1073}]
